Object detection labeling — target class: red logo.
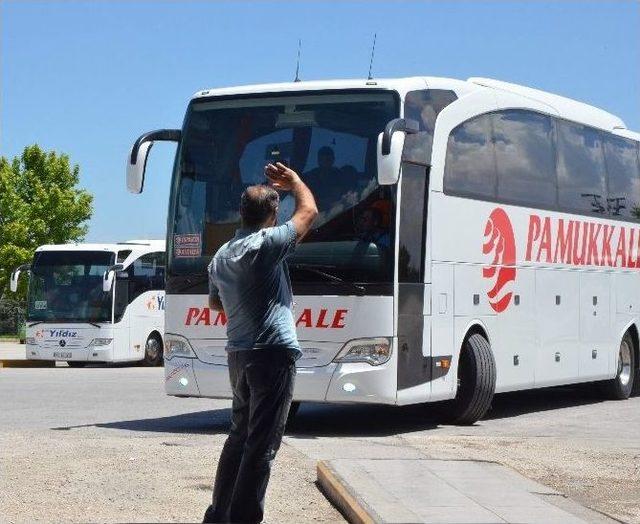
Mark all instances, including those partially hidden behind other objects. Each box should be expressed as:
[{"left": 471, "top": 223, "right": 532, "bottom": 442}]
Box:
[{"left": 483, "top": 208, "right": 517, "bottom": 313}]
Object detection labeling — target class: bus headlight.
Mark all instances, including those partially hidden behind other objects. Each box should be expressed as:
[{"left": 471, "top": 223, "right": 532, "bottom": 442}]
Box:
[
  {"left": 89, "top": 338, "right": 113, "bottom": 347},
  {"left": 165, "top": 335, "right": 196, "bottom": 360},
  {"left": 26, "top": 337, "right": 36, "bottom": 345},
  {"left": 333, "top": 337, "right": 392, "bottom": 366}
]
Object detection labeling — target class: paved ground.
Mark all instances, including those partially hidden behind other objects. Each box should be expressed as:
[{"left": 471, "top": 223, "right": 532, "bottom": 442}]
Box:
[
  {"left": 0, "top": 366, "right": 343, "bottom": 523},
  {"left": 0, "top": 357, "right": 638, "bottom": 523}
]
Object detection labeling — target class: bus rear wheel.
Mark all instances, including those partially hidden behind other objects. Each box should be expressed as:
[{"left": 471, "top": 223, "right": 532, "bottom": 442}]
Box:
[
  {"left": 143, "top": 334, "right": 163, "bottom": 367},
  {"left": 448, "top": 332, "right": 496, "bottom": 425},
  {"left": 601, "top": 332, "right": 635, "bottom": 400}
]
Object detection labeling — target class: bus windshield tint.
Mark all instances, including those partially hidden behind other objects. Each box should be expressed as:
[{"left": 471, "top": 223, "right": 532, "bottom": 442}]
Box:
[
  {"left": 27, "top": 251, "right": 115, "bottom": 322},
  {"left": 169, "top": 91, "right": 398, "bottom": 285}
]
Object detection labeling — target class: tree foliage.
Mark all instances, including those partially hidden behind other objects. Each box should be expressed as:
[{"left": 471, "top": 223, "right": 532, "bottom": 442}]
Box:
[{"left": 0, "top": 145, "right": 93, "bottom": 299}]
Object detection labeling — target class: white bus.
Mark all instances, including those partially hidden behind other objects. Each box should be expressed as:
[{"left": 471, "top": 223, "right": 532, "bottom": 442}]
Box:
[
  {"left": 11, "top": 240, "right": 166, "bottom": 366},
  {"left": 126, "top": 77, "right": 639, "bottom": 423}
]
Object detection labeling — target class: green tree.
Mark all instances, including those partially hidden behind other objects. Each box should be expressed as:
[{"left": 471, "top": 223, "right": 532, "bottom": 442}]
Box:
[{"left": 0, "top": 145, "right": 93, "bottom": 300}]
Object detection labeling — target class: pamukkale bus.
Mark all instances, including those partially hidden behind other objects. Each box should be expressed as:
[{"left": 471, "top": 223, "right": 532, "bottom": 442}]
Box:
[
  {"left": 126, "top": 77, "right": 639, "bottom": 424},
  {"left": 11, "top": 241, "right": 165, "bottom": 366}
]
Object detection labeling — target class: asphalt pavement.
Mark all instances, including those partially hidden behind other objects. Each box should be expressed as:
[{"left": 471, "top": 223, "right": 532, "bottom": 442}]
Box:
[{"left": 1, "top": 357, "right": 638, "bottom": 523}]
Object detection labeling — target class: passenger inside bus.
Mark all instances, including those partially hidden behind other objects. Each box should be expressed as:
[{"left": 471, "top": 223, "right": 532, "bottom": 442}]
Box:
[{"left": 302, "top": 146, "right": 346, "bottom": 208}]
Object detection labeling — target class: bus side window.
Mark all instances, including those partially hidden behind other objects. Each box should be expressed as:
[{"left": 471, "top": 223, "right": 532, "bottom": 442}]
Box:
[
  {"left": 603, "top": 135, "right": 640, "bottom": 219},
  {"left": 404, "top": 89, "right": 457, "bottom": 165},
  {"left": 444, "top": 114, "right": 497, "bottom": 199},
  {"left": 557, "top": 120, "right": 608, "bottom": 215},
  {"left": 492, "top": 110, "right": 556, "bottom": 208},
  {"left": 117, "top": 250, "right": 132, "bottom": 263},
  {"left": 129, "top": 252, "right": 165, "bottom": 303}
]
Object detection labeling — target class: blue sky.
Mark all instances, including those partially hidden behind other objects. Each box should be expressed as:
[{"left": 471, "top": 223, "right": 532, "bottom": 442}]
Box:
[{"left": 2, "top": 0, "right": 639, "bottom": 242}]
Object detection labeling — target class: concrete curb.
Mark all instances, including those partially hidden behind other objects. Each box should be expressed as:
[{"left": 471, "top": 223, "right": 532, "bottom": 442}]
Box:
[
  {"left": 316, "top": 460, "right": 379, "bottom": 524},
  {"left": 0, "top": 359, "right": 56, "bottom": 368}
]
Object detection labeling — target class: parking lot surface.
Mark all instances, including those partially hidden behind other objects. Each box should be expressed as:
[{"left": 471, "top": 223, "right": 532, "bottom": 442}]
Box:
[{"left": 1, "top": 363, "right": 638, "bottom": 523}]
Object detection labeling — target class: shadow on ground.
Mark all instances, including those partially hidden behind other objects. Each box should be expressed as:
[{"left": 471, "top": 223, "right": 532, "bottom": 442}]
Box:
[{"left": 50, "top": 384, "right": 612, "bottom": 438}]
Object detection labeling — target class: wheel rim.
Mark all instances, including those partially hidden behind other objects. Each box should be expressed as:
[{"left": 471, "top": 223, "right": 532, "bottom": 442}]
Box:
[
  {"left": 618, "top": 339, "right": 632, "bottom": 387},
  {"left": 146, "top": 337, "right": 160, "bottom": 361}
]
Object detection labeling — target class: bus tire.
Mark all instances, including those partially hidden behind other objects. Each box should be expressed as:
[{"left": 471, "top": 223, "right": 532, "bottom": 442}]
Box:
[
  {"left": 601, "top": 332, "right": 635, "bottom": 400},
  {"left": 448, "top": 332, "right": 496, "bottom": 425},
  {"left": 67, "top": 361, "right": 86, "bottom": 368},
  {"left": 143, "top": 333, "right": 163, "bottom": 367}
]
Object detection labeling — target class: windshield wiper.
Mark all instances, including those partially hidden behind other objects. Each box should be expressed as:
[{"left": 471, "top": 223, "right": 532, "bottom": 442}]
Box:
[
  {"left": 28, "top": 321, "right": 45, "bottom": 327},
  {"left": 289, "top": 263, "right": 366, "bottom": 295}
]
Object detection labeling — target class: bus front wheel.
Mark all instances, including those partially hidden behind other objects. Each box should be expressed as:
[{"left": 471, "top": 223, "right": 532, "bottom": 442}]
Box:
[
  {"left": 601, "top": 332, "right": 636, "bottom": 400},
  {"left": 143, "top": 334, "right": 163, "bottom": 367},
  {"left": 448, "top": 333, "right": 496, "bottom": 425}
]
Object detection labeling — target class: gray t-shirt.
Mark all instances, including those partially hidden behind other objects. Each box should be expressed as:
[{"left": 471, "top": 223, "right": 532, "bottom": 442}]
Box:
[{"left": 208, "top": 220, "right": 301, "bottom": 359}]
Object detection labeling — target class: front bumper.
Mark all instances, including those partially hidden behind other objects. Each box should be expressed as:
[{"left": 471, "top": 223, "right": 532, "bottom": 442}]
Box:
[
  {"left": 164, "top": 355, "right": 397, "bottom": 404},
  {"left": 25, "top": 343, "right": 115, "bottom": 362}
]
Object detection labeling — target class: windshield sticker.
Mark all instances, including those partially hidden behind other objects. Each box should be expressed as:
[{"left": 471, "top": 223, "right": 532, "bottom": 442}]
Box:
[
  {"left": 174, "top": 233, "right": 201, "bottom": 258},
  {"left": 34, "top": 300, "right": 47, "bottom": 310}
]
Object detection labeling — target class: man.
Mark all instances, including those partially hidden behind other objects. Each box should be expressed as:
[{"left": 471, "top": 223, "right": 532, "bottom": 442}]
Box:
[
  {"left": 356, "top": 207, "right": 390, "bottom": 250},
  {"left": 203, "top": 162, "right": 318, "bottom": 524}
]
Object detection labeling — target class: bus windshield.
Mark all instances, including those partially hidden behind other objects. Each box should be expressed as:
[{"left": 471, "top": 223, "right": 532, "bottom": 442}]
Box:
[
  {"left": 168, "top": 90, "right": 399, "bottom": 288},
  {"left": 27, "top": 251, "right": 115, "bottom": 322}
]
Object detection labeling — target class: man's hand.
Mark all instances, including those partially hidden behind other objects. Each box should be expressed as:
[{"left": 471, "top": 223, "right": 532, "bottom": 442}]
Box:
[
  {"left": 265, "top": 162, "right": 318, "bottom": 242},
  {"left": 265, "top": 162, "right": 301, "bottom": 191}
]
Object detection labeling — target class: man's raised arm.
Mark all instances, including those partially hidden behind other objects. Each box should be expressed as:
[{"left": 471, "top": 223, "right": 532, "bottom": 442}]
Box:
[{"left": 265, "top": 162, "right": 318, "bottom": 241}]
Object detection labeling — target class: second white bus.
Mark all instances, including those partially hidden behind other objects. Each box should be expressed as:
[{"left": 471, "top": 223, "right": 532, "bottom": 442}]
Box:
[
  {"left": 11, "top": 240, "right": 166, "bottom": 366},
  {"left": 126, "top": 76, "right": 638, "bottom": 423}
]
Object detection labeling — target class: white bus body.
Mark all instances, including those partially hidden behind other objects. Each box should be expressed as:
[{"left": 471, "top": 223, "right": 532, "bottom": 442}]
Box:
[
  {"left": 128, "top": 77, "right": 639, "bottom": 423},
  {"left": 11, "top": 241, "right": 166, "bottom": 366}
]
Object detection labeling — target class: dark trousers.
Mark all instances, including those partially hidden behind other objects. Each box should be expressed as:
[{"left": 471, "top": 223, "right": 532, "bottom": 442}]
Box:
[{"left": 203, "top": 349, "right": 296, "bottom": 524}]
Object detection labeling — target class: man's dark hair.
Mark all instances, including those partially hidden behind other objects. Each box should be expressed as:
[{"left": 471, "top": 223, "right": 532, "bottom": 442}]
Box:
[{"left": 240, "top": 185, "right": 280, "bottom": 228}]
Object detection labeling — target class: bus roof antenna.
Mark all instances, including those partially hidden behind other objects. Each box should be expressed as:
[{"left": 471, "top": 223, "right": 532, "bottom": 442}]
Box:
[
  {"left": 367, "top": 33, "right": 377, "bottom": 80},
  {"left": 294, "top": 39, "right": 302, "bottom": 82}
]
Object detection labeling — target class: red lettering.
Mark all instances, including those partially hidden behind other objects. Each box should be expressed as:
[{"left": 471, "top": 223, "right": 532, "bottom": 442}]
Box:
[
  {"left": 573, "top": 222, "right": 588, "bottom": 265},
  {"left": 296, "top": 309, "right": 313, "bottom": 328},
  {"left": 316, "top": 309, "right": 330, "bottom": 328},
  {"left": 601, "top": 225, "right": 615, "bottom": 266},
  {"left": 213, "top": 311, "right": 227, "bottom": 326},
  {"left": 586, "top": 222, "right": 602, "bottom": 266},
  {"left": 331, "top": 309, "right": 348, "bottom": 328},
  {"left": 185, "top": 308, "right": 200, "bottom": 325},
  {"left": 195, "top": 308, "right": 210, "bottom": 326},
  {"left": 525, "top": 215, "right": 541, "bottom": 261},
  {"left": 553, "top": 219, "right": 573, "bottom": 264},
  {"left": 536, "top": 217, "right": 552, "bottom": 263},
  {"left": 614, "top": 228, "right": 627, "bottom": 268},
  {"left": 627, "top": 228, "right": 637, "bottom": 268}
]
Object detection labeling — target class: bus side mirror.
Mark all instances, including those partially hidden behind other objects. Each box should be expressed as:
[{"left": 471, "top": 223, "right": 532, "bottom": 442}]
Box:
[
  {"left": 10, "top": 264, "right": 30, "bottom": 293},
  {"left": 103, "top": 264, "right": 124, "bottom": 292},
  {"left": 376, "top": 118, "right": 419, "bottom": 185},
  {"left": 127, "top": 129, "right": 182, "bottom": 194}
]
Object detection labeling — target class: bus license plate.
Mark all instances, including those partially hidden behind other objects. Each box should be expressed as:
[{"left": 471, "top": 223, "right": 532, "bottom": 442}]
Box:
[{"left": 53, "top": 352, "right": 72, "bottom": 359}]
